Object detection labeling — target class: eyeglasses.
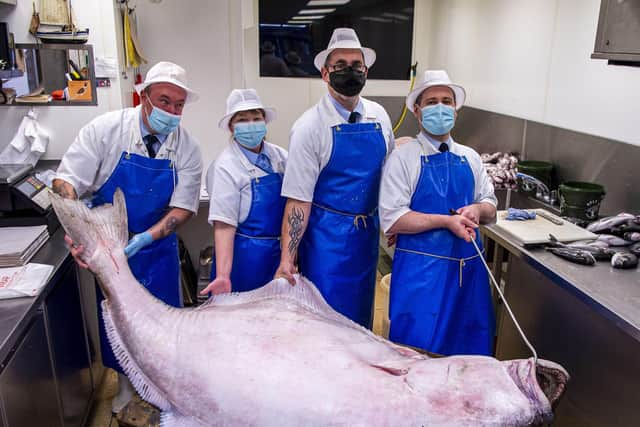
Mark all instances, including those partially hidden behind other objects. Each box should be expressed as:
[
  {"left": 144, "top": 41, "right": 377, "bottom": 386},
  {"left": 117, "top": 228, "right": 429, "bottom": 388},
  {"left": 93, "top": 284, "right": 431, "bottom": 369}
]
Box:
[{"left": 326, "top": 62, "right": 367, "bottom": 73}]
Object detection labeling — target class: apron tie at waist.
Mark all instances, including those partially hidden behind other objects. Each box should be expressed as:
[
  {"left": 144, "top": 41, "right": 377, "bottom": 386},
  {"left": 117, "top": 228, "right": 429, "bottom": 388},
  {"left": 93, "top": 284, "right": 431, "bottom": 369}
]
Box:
[
  {"left": 353, "top": 215, "right": 368, "bottom": 230},
  {"left": 394, "top": 247, "right": 484, "bottom": 287},
  {"left": 312, "top": 202, "right": 376, "bottom": 218},
  {"left": 235, "top": 232, "right": 280, "bottom": 240}
]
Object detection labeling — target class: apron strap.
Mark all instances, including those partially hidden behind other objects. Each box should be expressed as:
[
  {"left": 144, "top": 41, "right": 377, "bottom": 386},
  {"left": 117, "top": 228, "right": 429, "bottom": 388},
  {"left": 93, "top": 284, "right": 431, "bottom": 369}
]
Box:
[{"left": 394, "top": 247, "right": 484, "bottom": 287}]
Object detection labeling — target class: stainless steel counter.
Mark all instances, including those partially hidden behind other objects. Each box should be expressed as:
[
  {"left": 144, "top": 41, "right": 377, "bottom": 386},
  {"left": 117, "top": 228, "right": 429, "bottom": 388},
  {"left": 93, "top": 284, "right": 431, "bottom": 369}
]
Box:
[
  {"left": 482, "top": 218, "right": 640, "bottom": 426},
  {"left": 0, "top": 227, "right": 71, "bottom": 364},
  {"left": 0, "top": 228, "right": 96, "bottom": 427},
  {"left": 482, "top": 222, "right": 640, "bottom": 341}
]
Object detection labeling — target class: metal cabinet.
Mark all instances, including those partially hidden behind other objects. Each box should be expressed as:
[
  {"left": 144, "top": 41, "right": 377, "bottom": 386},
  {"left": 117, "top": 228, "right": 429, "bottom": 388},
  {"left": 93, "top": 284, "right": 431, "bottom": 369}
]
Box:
[
  {"left": 0, "top": 312, "right": 62, "bottom": 427},
  {"left": 44, "top": 262, "right": 93, "bottom": 427},
  {"left": 495, "top": 256, "right": 640, "bottom": 427},
  {"left": 0, "top": 259, "right": 94, "bottom": 427},
  {"left": 592, "top": 0, "right": 640, "bottom": 62}
]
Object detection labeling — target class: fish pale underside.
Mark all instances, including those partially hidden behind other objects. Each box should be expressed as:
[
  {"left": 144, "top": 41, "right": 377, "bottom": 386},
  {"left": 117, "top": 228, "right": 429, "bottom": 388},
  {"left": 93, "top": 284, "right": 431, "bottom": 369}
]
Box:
[{"left": 50, "top": 190, "right": 569, "bottom": 427}]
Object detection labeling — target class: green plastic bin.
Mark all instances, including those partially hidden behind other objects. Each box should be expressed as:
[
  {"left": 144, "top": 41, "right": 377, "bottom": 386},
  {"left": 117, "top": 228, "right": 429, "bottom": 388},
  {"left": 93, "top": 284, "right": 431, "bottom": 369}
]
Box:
[
  {"left": 559, "top": 181, "right": 606, "bottom": 220},
  {"left": 517, "top": 160, "right": 554, "bottom": 195}
]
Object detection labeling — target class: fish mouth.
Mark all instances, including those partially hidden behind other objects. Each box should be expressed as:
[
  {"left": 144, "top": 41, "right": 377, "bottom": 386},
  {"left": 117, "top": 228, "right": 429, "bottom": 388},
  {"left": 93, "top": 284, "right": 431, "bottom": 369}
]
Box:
[
  {"left": 535, "top": 360, "right": 569, "bottom": 411},
  {"left": 506, "top": 358, "right": 569, "bottom": 425}
]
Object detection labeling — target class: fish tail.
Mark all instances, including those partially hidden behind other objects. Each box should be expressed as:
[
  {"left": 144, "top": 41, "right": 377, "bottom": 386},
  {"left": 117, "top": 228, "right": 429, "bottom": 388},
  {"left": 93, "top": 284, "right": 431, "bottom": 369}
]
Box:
[{"left": 50, "top": 188, "right": 128, "bottom": 261}]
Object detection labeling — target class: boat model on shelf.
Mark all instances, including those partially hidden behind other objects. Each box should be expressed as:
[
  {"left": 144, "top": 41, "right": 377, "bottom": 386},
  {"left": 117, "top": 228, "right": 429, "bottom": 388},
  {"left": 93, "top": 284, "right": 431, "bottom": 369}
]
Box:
[{"left": 30, "top": 0, "right": 89, "bottom": 44}]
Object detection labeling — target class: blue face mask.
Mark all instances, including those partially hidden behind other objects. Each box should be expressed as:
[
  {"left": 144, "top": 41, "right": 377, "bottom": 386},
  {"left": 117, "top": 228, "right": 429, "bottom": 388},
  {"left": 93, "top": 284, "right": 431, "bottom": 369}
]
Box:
[
  {"left": 145, "top": 99, "right": 182, "bottom": 135},
  {"left": 233, "top": 121, "right": 267, "bottom": 149},
  {"left": 421, "top": 104, "right": 455, "bottom": 136}
]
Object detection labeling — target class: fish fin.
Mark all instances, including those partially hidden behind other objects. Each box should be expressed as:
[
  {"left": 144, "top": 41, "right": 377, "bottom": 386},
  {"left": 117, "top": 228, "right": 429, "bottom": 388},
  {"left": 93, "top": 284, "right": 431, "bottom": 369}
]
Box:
[
  {"left": 200, "top": 275, "right": 366, "bottom": 330},
  {"left": 160, "top": 411, "right": 206, "bottom": 427},
  {"left": 101, "top": 302, "right": 172, "bottom": 411},
  {"left": 50, "top": 189, "right": 128, "bottom": 259}
]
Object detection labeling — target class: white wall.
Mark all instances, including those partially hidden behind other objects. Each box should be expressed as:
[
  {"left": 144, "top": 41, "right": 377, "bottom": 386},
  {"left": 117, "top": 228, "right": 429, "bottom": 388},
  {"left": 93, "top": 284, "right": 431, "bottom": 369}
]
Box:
[
  {"left": 133, "top": 0, "right": 241, "bottom": 171},
  {"left": 0, "top": 0, "right": 126, "bottom": 158},
  {"left": 425, "top": 0, "right": 640, "bottom": 146}
]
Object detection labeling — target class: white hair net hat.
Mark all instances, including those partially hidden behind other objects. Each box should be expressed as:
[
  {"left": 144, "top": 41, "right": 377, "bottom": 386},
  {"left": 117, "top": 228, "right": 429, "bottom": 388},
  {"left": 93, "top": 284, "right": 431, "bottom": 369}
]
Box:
[
  {"left": 406, "top": 70, "right": 466, "bottom": 111},
  {"left": 218, "top": 88, "right": 276, "bottom": 130},
  {"left": 135, "top": 61, "right": 199, "bottom": 103},
  {"left": 313, "top": 28, "right": 376, "bottom": 71}
]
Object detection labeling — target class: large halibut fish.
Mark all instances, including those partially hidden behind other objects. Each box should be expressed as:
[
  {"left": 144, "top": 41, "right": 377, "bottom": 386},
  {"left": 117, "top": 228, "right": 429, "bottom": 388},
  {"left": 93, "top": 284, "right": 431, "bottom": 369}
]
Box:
[{"left": 51, "top": 190, "right": 568, "bottom": 426}]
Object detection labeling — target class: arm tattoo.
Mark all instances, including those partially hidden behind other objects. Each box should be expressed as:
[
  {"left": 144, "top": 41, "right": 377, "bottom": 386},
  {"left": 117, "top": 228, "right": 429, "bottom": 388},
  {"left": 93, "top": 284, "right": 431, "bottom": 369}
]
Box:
[
  {"left": 164, "top": 216, "right": 179, "bottom": 234},
  {"left": 287, "top": 207, "right": 305, "bottom": 255}
]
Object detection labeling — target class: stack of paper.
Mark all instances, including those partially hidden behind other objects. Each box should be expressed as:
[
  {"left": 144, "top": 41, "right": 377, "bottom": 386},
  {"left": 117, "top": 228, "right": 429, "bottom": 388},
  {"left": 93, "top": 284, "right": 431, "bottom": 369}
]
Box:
[
  {"left": 0, "top": 225, "right": 50, "bottom": 267},
  {"left": 0, "top": 263, "right": 54, "bottom": 299}
]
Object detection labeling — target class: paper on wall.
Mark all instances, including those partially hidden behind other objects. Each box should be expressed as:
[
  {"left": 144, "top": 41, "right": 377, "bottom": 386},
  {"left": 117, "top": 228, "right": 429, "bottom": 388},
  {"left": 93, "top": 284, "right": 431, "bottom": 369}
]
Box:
[
  {"left": 95, "top": 56, "right": 119, "bottom": 78},
  {"left": 0, "top": 263, "right": 54, "bottom": 299}
]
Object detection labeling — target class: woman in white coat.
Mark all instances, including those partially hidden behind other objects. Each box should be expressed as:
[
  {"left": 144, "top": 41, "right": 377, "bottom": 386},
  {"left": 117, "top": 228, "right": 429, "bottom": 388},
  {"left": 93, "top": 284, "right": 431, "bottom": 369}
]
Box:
[{"left": 201, "top": 89, "right": 287, "bottom": 295}]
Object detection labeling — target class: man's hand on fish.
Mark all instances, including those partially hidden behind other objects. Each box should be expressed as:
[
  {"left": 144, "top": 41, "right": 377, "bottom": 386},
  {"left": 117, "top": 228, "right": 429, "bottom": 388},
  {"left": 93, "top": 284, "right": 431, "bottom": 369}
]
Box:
[
  {"left": 200, "top": 276, "right": 232, "bottom": 296},
  {"left": 124, "top": 231, "right": 154, "bottom": 258},
  {"left": 274, "top": 260, "right": 298, "bottom": 285},
  {"left": 64, "top": 235, "right": 89, "bottom": 269},
  {"left": 447, "top": 215, "right": 477, "bottom": 242}
]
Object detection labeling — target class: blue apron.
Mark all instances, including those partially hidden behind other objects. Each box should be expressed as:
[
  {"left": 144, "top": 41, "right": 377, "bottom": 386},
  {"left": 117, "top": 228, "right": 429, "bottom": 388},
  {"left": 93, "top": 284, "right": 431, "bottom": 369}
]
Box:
[
  {"left": 388, "top": 149, "right": 495, "bottom": 356},
  {"left": 210, "top": 171, "right": 285, "bottom": 292},
  {"left": 93, "top": 151, "right": 181, "bottom": 372},
  {"left": 298, "top": 122, "right": 386, "bottom": 328}
]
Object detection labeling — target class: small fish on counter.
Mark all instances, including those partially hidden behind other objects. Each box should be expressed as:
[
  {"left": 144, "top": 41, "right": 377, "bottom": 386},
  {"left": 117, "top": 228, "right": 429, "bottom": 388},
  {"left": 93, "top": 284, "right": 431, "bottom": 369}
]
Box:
[
  {"left": 586, "top": 213, "right": 635, "bottom": 233},
  {"left": 611, "top": 252, "right": 639, "bottom": 269},
  {"left": 623, "top": 232, "right": 640, "bottom": 242},
  {"left": 596, "top": 234, "right": 633, "bottom": 247},
  {"left": 482, "top": 152, "right": 519, "bottom": 190},
  {"left": 544, "top": 213, "right": 640, "bottom": 269},
  {"left": 546, "top": 247, "right": 596, "bottom": 266}
]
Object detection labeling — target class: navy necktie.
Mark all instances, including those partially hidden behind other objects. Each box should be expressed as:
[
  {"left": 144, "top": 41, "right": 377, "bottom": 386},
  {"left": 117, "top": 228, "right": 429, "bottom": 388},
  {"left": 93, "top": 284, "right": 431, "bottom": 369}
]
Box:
[
  {"left": 348, "top": 111, "right": 360, "bottom": 123},
  {"left": 256, "top": 153, "right": 274, "bottom": 173},
  {"left": 144, "top": 134, "right": 159, "bottom": 159},
  {"left": 438, "top": 142, "right": 449, "bottom": 153}
]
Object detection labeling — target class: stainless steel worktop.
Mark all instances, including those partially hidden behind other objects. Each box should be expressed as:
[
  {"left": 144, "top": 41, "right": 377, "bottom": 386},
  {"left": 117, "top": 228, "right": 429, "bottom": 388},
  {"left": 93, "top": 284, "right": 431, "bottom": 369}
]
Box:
[
  {"left": 0, "top": 228, "right": 70, "bottom": 364},
  {"left": 482, "top": 222, "right": 640, "bottom": 341}
]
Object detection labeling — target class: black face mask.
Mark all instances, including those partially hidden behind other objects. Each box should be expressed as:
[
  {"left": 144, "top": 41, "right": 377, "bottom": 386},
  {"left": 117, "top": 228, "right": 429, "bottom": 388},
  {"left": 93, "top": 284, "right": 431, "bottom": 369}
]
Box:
[{"left": 329, "top": 67, "right": 366, "bottom": 97}]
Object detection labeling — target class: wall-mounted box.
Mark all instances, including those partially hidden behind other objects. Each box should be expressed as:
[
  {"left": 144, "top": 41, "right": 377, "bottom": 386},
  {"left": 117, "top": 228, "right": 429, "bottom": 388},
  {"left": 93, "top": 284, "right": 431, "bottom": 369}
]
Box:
[{"left": 592, "top": 0, "right": 640, "bottom": 63}]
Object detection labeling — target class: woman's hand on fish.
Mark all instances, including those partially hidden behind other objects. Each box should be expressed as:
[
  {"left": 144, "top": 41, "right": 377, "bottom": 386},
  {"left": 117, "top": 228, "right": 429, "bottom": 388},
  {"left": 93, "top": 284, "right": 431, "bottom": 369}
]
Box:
[
  {"left": 386, "top": 233, "right": 397, "bottom": 247},
  {"left": 200, "top": 276, "right": 232, "bottom": 296},
  {"left": 64, "top": 235, "right": 89, "bottom": 269},
  {"left": 275, "top": 260, "right": 298, "bottom": 286},
  {"left": 447, "top": 215, "right": 477, "bottom": 242}
]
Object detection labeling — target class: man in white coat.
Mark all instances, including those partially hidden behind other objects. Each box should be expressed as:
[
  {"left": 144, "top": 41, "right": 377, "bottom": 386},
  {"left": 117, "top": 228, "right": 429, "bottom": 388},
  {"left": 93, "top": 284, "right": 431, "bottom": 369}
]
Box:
[
  {"left": 379, "top": 70, "right": 497, "bottom": 356},
  {"left": 53, "top": 61, "right": 202, "bottom": 413},
  {"left": 275, "top": 28, "right": 395, "bottom": 328}
]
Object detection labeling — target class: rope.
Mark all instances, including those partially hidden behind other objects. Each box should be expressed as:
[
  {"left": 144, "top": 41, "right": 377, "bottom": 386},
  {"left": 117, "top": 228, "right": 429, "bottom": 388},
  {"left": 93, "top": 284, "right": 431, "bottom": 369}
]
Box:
[
  {"left": 394, "top": 247, "right": 482, "bottom": 287},
  {"left": 469, "top": 237, "right": 538, "bottom": 363}
]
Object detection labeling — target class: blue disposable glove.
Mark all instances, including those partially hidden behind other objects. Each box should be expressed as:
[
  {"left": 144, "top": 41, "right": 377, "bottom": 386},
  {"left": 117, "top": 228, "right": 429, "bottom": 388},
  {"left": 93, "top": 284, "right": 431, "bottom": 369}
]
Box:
[
  {"left": 124, "top": 231, "right": 153, "bottom": 258},
  {"left": 505, "top": 208, "right": 537, "bottom": 221}
]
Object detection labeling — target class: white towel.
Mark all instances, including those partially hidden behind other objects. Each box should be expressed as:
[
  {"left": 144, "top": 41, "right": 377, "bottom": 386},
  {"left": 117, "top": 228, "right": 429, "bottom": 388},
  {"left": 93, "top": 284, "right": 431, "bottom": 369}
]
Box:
[{"left": 0, "top": 110, "right": 50, "bottom": 166}]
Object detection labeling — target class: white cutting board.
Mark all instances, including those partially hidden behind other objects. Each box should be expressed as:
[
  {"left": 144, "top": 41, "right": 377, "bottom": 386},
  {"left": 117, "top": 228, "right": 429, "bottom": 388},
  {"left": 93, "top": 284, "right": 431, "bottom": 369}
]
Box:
[{"left": 493, "top": 209, "right": 597, "bottom": 246}]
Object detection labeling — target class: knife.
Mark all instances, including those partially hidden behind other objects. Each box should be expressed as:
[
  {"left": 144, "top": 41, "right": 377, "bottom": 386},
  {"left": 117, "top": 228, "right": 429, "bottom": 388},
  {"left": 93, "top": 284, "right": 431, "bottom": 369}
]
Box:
[{"left": 537, "top": 210, "right": 563, "bottom": 225}]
